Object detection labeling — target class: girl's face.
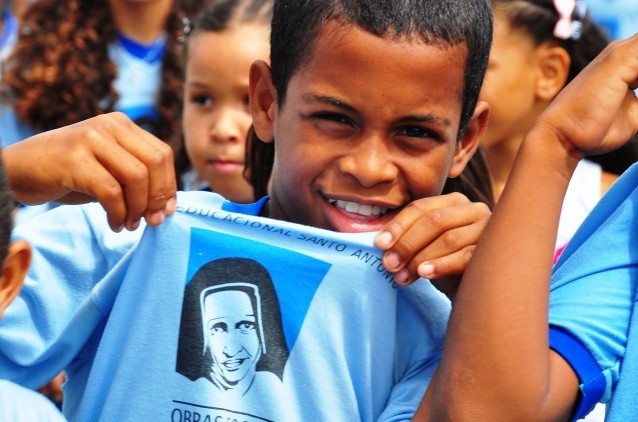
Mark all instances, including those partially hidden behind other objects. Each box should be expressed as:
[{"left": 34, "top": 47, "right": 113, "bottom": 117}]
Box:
[
  {"left": 479, "top": 13, "right": 544, "bottom": 149},
  {"left": 183, "top": 24, "right": 269, "bottom": 203}
]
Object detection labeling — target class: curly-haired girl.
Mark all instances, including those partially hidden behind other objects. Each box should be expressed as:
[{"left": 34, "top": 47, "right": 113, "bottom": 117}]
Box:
[{"left": 0, "top": 0, "right": 203, "bottom": 147}]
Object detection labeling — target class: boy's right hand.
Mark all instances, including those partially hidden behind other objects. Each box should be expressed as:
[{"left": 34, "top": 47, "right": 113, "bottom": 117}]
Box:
[
  {"left": 536, "top": 33, "right": 638, "bottom": 160},
  {"left": 374, "top": 192, "right": 491, "bottom": 299},
  {"left": 2, "top": 112, "right": 177, "bottom": 232}
]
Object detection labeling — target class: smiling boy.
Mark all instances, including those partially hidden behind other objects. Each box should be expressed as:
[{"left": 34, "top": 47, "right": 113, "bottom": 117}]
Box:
[{"left": 0, "top": 0, "right": 492, "bottom": 420}]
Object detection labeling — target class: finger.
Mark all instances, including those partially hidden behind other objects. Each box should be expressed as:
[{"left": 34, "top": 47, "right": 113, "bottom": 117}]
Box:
[
  {"left": 375, "top": 192, "right": 470, "bottom": 250},
  {"left": 392, "top": 226, "right": 478, "bottom": 286},
  {"left": 112, "top": 113, "right": 177, "bottom": 227},
  {"left": 382, "top": 200, "right": 490, "bottom": 273},
  {"left": 416, "top": 245, "right": 476, "bottom": 281},
  {"left": 87, "top": 116, "right": 152, "bottom": 230},
  {"left": 69, "top": 161, "right": 127, "bottom": 232}
]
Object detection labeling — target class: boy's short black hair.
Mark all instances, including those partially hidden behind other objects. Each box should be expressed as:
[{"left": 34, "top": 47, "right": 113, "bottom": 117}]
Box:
[
  {"left": 0, "top": 154, "right": 14, "bottom": 265},
  {"left": 270, "top": 0, "right": 493, "bottom": 139}
]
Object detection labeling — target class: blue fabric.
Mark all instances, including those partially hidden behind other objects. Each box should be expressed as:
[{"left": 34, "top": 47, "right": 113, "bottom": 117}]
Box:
[
  {"left": 116, "top": 33, "right": 167, "bottom": 63},
  {"left": 549, "top": 326, "right": 606, "bottom": 419},
  {"left": 0, "top": 191, "right": 449, "bottom": 421},
  {"left": 0, "top": 9, "right": 17, "bottom": 55},
  {"left": 0, "top": 380, "right": 66, "bottom": 421},
  {"left": 550, "top": 163, "right": 638, "bottom": 421},
  {"left": 587, "top": 0, "right": 638, "bottom": 41}
]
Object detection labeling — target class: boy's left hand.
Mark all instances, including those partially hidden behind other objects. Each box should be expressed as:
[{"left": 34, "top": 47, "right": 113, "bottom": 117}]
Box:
[{"left": 375, "top": 192, "right": 491, "bottom": 299}]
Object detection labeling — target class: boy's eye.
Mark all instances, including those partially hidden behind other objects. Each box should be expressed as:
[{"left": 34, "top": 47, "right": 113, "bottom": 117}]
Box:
[
  {"left": 243, "top": 95, "right": 250, "bottom": 107},
  {"left": 313, "top": 112, "right": 353, "bottom": 126},
  {"left": 397, "top": 126, "right": 437, "bottom": 140},
  {"left": 192, "top": 94, "right": 214, "bottom": 106}
]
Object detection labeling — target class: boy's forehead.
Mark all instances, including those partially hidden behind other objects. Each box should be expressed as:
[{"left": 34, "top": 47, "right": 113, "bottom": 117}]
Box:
[{"left": 294, "top": 21, "right": 467, "bottom": 123}]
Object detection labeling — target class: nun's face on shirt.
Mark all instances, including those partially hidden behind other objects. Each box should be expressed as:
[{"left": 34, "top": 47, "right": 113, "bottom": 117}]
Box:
[{"left": 203, "top": 289, "right": 261, "bottom": 383}]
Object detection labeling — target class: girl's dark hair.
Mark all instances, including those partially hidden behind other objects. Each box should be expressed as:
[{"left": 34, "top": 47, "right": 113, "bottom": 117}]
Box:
[
  {"left": 174, "top": 0, "right": 273, "bottom": 190},
  {"left": 0, "top": 151, "right": 14, "bottom": 266},
  {"left": 1, "top": 0, "right": 201, "bottom": 144},
  {"left": 493, "top": 0, "right": 637, "bottom": 174},
  {"left": 245, "top": 126, "right": 274, "bottom": 200},
  {"left": 442, "top": 149, "right": 494, "bottom": 209}
]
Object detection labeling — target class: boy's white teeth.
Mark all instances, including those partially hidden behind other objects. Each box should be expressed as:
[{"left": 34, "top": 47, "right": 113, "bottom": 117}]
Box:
[{"left": 328, "top": 199, "right": 388, "bottom": 216}]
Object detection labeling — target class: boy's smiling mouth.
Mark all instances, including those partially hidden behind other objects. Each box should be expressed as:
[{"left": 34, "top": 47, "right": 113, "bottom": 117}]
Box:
[
  {"left": 328, "top": 198, "right": 389, "bottom": 217},
  {"left": 322, "top": 195, "right": 401, "bottom": 232}
]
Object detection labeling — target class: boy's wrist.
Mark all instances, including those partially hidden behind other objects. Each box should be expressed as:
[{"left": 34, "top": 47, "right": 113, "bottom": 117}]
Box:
[{"left": 521, "top": 121, "right": 584, "bottom": 182}]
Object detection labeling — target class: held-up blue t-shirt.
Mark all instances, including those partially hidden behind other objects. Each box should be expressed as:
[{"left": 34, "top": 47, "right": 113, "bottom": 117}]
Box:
[
  {"left": 549, "top": 163, "right": 638, "bottom": 421},
  {"left": 0, "top": 380, "right": 66, "bottom": 422},
  {"left": 0, "top": 191, "right": 450, "bottom": 421}
]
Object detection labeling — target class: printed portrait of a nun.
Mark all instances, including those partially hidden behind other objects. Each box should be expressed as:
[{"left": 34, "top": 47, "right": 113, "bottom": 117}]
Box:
[{"left": 176, "top": 257, "right": 289, "bottom": 396}]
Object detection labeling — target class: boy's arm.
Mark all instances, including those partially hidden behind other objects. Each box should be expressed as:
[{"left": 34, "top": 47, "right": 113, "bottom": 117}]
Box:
[
  {"left": 415, "top": 35, "right": 638, "bottom": 421},
  {"left": 1, "top": 112, "right": 177, "bottom": 232}
]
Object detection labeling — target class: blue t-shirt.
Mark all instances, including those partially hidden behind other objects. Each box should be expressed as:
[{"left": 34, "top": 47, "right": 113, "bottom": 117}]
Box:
[
  {"left": 587, "top": 0, "right": 638, "bottom": 41},
  {"left": 0, "top": 191, "right": 449, "bottom": 421},
  {"left": 548, "top": 163, "right": 638, "bottom": 420},
  {"left": 0, "top": 380, "right": 66, "bottom": 421},
  {"left": 0, "top": 9, "right": 18, "bottom": 62}
]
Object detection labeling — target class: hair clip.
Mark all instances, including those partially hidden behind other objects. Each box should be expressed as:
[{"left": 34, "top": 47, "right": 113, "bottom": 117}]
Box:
[
  {"left": 553, "top": 0, "right": 587, "bottom": 41},
  {"left": 182, "top": 16, "right": 192, "bottom": 36},
  {"left": 178, "top": 16, "right": 192, "bottom": 44}
]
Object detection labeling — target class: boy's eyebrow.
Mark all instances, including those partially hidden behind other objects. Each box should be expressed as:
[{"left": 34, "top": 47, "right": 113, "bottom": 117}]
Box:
[
  {"left": 302, "top": 94, "right": 451, "bottom": 127},
  {"left": 302, "top": 94, "right": 357, "bottom": 113},
  {"left": 396, "top": 114, "right": 452, "bottom": 128}
]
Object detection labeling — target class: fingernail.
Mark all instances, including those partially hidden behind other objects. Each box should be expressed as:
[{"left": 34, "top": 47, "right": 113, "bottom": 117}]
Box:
[
  {"left": 384, "top": 251, "right": 401, "bottom": 271},
  {"left": 127, "top": 220, "right": 140, "bottom": 231},
  {"left": 166, "top": 197, "right": 177, "bottom": 215},
  {"left": 394, "top": 268, "right": 410, "bottom": 285},
  {"left": 147, "top": 210, "right": 165, "bottom": 226},
  {"left": 376, "top": 231, "right": 393, "bottom": 248},
  {"left": 419, "top": 262, "right": 435, "bottom": 279},
  {"left": 113, "top": 224, "right": 124, "bottom": 233}
]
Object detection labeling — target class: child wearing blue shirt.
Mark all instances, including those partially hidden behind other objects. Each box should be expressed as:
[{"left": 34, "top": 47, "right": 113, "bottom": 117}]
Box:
[
  {"left": 0, "top": 152, "right": 66, "bottom": 421},
  {"left": 0, "top": 0, "right": 493, "bottom": 419}
]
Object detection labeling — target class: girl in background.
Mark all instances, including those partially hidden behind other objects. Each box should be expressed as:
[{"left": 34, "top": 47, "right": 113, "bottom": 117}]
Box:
[
  {"left": 176, "top": 0, "right": 272, "bottom": 204},
  {"left": 480, "top": 0, "right": 621, "bottom": 259},
  {"left": 0, "top": 0, "right": 202, "bottom": 146}
]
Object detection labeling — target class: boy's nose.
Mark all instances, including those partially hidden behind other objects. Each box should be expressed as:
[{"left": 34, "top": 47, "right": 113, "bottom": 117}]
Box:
[{"left": 338, "top": 136, "right": 398, "bottom": 187}]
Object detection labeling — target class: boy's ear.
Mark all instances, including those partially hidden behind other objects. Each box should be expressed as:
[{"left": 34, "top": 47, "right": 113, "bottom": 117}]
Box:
[
  {"left": 535, "top": 44, "right": 570, "bottom": 101},
  {"left": 0, "top": 240, "right": 31, "bottom": 319},
  {"left": 249, "top": 60, "right": 278, "bottom": 144},
  {"left": 448, "top": 101, "right": 490, "bottom": 178}
]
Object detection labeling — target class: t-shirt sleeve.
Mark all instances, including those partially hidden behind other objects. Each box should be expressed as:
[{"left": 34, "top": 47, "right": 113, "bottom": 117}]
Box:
[
  {"left": 548, "top": 163, "right": 638, "bottom": 418},
  {"left": 0, "top": 203, "right": 139, "bottom": 389}
]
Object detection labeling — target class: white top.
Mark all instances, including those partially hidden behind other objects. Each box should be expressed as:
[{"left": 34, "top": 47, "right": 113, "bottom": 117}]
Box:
[{"left": 556, "top": 159, "right": 602, "bottom": 253}]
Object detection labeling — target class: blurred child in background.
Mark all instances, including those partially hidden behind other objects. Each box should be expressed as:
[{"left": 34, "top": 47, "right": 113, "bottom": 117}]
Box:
[
  {"left": 0, "top": 149, "right": 66, "bottom": 421},
  {"left": 176, "top": 0, "right": 271, "bottom": 203},
  {"left": 0, "top": 0, "right": 200, "bottom": 146},
  {"left": 480, "top": 0, "right": 617, "bottom": 260}
]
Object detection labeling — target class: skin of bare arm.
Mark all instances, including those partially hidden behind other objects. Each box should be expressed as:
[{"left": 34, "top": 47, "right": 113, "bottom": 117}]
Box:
[{"left": 410, "top": 34, "right": 638, "bottom": 421}]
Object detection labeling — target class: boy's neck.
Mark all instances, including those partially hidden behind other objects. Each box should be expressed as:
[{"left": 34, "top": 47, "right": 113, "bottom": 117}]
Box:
[
  {"left": 108, "top": 0, "right": 171, "bottom": 45},
  {"left": 259, "top": 200, "right": 270, "bottom": 218}
]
